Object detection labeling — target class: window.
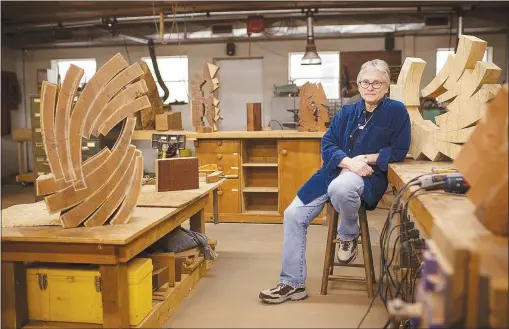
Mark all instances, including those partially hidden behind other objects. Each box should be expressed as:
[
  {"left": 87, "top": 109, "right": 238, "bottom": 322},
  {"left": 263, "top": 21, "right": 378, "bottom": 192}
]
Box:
[
  {"left": 436, "top": 47, "right": 493, "bottom": 74},
  {"left": 142, "top": 56, "right": 189, "bottom": 104},
  {"left": 288, "top": 52, "right": 340, "bottom": 99},
  {"left": 51, "top": 59, "right": 97, "bottom": 89}
]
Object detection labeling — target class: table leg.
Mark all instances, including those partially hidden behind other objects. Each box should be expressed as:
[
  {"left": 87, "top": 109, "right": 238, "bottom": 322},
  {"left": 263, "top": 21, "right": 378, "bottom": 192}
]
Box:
[
  {"left": 213, "top": 189, "right": 219, "bottom": 225},
  {"left": 1, "top": 262, "right": 28, "bottom": 329},
  {"left": 100, "top": 263, "right": 129, "bottom": 328},
  {"left": 190, "top": 208, "right": 205, "bottom": 233}
]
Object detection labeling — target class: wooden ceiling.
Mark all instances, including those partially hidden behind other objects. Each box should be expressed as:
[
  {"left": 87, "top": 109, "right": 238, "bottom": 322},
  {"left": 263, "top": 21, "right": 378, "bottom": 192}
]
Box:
[{"left": 2, "top": 1, "right": 484, "bottom": 25}]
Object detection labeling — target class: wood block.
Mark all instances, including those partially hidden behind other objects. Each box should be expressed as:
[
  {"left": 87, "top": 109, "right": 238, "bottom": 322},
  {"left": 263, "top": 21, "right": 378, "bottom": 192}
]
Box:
[
  {"left": 155, "top": 112, "right": 183, "bottom": 131},
  {"left": 175, "top": 247, "right": 200, "bottom": 259},
  {"left": 147, "top": 252, "right": 176, "bottom": 287},
  {"left": 175, "top": 257, "right": 183, "bottom": 282},
  {"left": 206, "top": 170, "right": 222, "bottom": 183},
  {"left": 155, "top": 157, "right": 199, "bottom": 192},
  {"left": 247, "top": 103, "right": 262, "bottom": 131},
  {"left": 12, "top": 128, "right": 32, "bottom": 142},
  {"left": 183, "top": 256, "right": 204, "bottom": 274},
  {"left": 197, "top": 126, "right": 213, "bottom": 133},
  {"left": 152, "top": 266, "right": 169, "bottom": 291}
]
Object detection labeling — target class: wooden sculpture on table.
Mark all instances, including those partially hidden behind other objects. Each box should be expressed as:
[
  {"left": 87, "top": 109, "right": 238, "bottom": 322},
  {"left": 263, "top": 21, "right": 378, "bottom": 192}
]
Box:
[
  {"left": 190, "top": 63, "right": 221, "bottom": 132},
  {"left": 390, "top": 35, "right": 502, "bottom": 160},
  {"left": 298, "top": 82, "right": 329, "bottom": 132},
  {"left": 36, "top": 53, "right": 149, "bottom": 228},
  {"left": 454, "top": 85, "right": 508, "bottom": 236}
]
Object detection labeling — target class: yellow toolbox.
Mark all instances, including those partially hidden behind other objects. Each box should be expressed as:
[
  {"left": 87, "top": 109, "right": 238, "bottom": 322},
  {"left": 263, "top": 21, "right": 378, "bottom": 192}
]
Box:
[{"left": 26, "top": 258, "right": 153, "bottom": 325}]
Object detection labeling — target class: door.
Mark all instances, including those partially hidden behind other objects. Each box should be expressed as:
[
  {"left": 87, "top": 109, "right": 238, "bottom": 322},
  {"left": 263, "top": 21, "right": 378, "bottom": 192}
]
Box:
[
  {"left": 278, "top": 140, "right": 322, "bottom": 213},
  {"left": 217, "top": 59, "right": 263, "bottom": 131}
]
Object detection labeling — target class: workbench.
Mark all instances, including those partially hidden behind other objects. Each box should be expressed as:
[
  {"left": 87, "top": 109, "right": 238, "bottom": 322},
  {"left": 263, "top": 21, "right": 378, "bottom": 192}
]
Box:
[
  {"left": 134, "top": 129, "right": 326, "bottom": 224},
  {"left": 388, "top": 159, "right": 508, "bottom": 328},
  {"left": 1, "top": 180, "right": 223, "bottom": 329}
]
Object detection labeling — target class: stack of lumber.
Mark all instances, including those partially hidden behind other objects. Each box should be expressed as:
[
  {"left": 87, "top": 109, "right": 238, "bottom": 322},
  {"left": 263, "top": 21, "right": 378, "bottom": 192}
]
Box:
[{"left": 35, "top": 53, "right": 156, "bottom": 228}]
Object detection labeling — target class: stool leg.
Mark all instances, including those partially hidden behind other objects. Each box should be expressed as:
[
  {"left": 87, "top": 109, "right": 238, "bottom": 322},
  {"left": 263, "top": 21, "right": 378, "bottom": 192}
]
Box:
[
  {"left": 321, "top": 204, "right": 336, "bottom": 295},
  {"left": 329, "top": 210, "right": 339, "bottom": 275},
  {"left": 359, "top": 208, "right": 375, "bottom": 299}
]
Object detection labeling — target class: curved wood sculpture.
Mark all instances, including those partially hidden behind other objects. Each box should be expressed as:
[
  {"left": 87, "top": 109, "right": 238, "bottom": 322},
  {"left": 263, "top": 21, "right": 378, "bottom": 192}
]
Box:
[
  {"left": 390, "top": 35, "right": 502, "bottom": 160},
  {"left": 191, "top": 63, "right": 221, "bottom": 131},
  {"left": 37, "top": 53, "right": 150, "bottom": 228}
]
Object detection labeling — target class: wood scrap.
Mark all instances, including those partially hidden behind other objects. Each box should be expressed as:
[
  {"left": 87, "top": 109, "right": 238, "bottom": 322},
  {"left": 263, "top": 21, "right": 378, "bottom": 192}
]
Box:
[
  {"left": 175, "top": 247, "right": 200, "bottom": 259},
  {"left": 34, "top": 53, "right": 150, "bottom": 228},
  {"left": 205, "top": 170, "right": 222, "bottom": 183},
  {"left": 175, "top": 257, "right": 183, "bottom": 282},
  {"left": 183, "top": 256, "right": 204, "bottom": 274},
  {"left": 147, "top": 252, "right": 176, "bottom": 287},
  {"left": 247, "top": 103, "right": 262, "bottom": 131},
  {"left": 155, "top": 112, "right": 183, "bottom": 131},
  {"left": 152, "top": 266, "right": 169, "bottom": 291}
]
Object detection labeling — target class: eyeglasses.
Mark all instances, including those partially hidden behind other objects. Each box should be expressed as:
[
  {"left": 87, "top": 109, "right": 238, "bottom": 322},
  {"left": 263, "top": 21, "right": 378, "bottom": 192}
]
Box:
[{"left": 358, "top": 80, "right": 385, "bottom": 89}]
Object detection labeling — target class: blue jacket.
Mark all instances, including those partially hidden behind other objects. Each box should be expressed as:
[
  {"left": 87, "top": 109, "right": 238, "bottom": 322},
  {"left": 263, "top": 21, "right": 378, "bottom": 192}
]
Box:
[{"left": 297, "top": 96, "right": 411, "bottom": 210}]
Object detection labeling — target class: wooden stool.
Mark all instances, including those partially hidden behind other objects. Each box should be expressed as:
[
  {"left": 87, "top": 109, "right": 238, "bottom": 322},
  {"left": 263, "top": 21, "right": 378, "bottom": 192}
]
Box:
[{"left": 320, "top": 202, "right": 376, "bottom": 298}]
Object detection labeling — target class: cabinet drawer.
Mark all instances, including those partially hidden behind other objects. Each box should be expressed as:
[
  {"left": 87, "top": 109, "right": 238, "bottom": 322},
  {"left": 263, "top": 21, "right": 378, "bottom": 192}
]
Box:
[
  {"left": 196, "top": 140, "right": 240, "bottom": 154},
  {"left": 198, "top": 153, "right": 239, "bottom": 176},
  {"left": 217, "top": 179, "right": 240, "bottom": 214}
]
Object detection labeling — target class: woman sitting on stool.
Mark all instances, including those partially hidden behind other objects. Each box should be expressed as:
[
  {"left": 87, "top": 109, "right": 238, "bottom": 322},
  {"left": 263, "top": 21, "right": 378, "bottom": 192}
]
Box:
[{"left": 259, "top": 59, "right": 411, "bottom": 304}]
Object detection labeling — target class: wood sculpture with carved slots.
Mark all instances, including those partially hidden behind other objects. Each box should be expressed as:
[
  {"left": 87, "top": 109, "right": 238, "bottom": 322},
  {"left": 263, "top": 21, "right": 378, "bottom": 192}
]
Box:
[
  {"left": 190, "top": 63, "right": 221, "bottom": 132},
  {"left": 390, "top": 34, "right": 502, "bottom": 160},
  {"left": 35, "top": 53, "right": 153, "bottom": 228},
  {"left": 298, "top": 82, "right": 329, "bottom": 132}
]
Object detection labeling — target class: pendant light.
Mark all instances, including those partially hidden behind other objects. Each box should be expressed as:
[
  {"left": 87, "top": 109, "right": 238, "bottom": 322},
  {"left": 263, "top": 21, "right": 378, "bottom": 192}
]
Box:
[{"left": 301, "top": 9, "right": 321, "bottom": 65}]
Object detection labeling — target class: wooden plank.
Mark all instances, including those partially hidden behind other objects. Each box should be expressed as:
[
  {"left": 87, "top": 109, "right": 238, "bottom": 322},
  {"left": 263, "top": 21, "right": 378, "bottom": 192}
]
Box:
[
  {"left": 93, "top": 79, "right": 148, "bottom": 136},
  {"left": 69, "top": 53, "right": 129, "bottom": 190},
  {"left": 155, "top": 157, "right": 199, "bottom": 192},
  {"left": 175, "top": 247, "right": 200, "bottom": 259},
  {"left": 243, "top": 186, "right": 278, "bottom": 193},
  {"left": 182, "top": 256, "right": 204, "bottom": 274},
  {"left": 246, "top": 103, "right": 262, "bottom": 131},
  {"left": 84, "top": 152, "right": 141, "bottom": 227},
  {"left": 205, "top": 171, "right": 222, "bottom": 183},
  {"left": 100, "top": 263, "right": 129, "bottom": 329},
  {"left": 54, "top": 65, "right": 84, "bottom": 182},
  {"left": 39, "top": 82, "right": 62, "bottom": 181},
  {"left": 155, "top": 112, "right": 183, "bottom": 131},
  {"left": 60, "top": 147, "right": 137, "bottom": 228},
  {"left": 1, "top": 262, "right": 28, "bottom": 329},
  {"left": 137, "top": 180, "right": 223, "bottom": 208},
  {"left": 1, "top": 242, "right": 118, "bottom": 264},
  {"left": 35, "top": 147, "right": 111, "bottom": 196},
  {"left": 298, "top": 82, "right": 328, "bottom": 132},
  {"left": 83, "top": 62, "right": 144, "bottom": 138},
  {"left": 109, "top": 154, "right": 144, "bottom": 225},
  {"left": 23, "top": 321, "right": 102, "bottom": 328},
  {"left": 135, "top": 261, "right": 206, "bottom": 328},
  {"left": 132, "top": 130, "right": 325, "bottom": 140},
  {"left": 97, "top": 96, "right": 151, "bottom": 135},
  {"left": 45, "top": 118, "right": 135, "bottom": 214}
]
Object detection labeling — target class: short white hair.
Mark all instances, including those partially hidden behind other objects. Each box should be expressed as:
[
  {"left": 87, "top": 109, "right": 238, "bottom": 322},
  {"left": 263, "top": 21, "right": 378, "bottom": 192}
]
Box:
[{"left": 357, "top": 59, "right": 391, "bottom": 85}]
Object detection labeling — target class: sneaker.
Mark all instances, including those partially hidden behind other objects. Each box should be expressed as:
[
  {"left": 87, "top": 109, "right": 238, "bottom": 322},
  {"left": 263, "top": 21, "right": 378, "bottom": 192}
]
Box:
[
  {"left": 337, "top": 238, "right": 358, "bottom": 264},
  {"left": 259, "top": 283, "right": 307, "bottom": 304}
]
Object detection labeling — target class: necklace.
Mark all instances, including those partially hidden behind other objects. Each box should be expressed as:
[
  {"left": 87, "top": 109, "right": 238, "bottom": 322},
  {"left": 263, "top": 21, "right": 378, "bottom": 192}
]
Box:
[{"left": 358, "top": 111, "right": 374, "bottom": 130}]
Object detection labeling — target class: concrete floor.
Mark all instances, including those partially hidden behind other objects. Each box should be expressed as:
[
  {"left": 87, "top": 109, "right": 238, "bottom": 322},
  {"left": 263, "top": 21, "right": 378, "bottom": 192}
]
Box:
[{"left": 1, "top": 182, "right": 389, "bottom": 328}]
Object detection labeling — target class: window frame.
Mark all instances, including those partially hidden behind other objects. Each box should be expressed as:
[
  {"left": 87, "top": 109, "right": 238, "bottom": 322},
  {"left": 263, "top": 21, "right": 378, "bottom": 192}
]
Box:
[
  {"left": 141, "top": 56, "right": 189, "bottom": 104},
  {"left": 50, "top": 58, "right": 97, "bottom": 88},
  {"left": 288, "top": 51, "right": 341, "bottom": 99},
  {"left": 436, "top": 46, "right": 493, "bottom": 74}
]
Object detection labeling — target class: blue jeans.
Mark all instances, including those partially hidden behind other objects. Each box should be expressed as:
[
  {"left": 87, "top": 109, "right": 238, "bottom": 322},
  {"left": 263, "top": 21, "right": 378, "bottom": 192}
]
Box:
[{"left": 279, "top": 171, "right": 365, "bottom": 288}]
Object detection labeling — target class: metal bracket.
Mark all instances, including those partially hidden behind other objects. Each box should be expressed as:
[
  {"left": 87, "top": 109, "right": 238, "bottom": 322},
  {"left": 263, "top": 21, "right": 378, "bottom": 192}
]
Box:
[
  {"left": 94, "top": 276, "right": 102, "bottom": 292},
  {"left": 37, "top": 273, "right": 48, "bottom": 290}
]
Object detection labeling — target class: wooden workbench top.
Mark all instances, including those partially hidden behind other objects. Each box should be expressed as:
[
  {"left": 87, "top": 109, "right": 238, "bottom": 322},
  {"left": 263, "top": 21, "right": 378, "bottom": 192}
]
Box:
[
  {"left": 1, "top": 180, "right": 223, "bottom": 245},
  {"left": 132, "top": 129, "right": 325, "bottom": 141},
  {"left": 388, "top": 159, "right": 508, "bottom": 327}
]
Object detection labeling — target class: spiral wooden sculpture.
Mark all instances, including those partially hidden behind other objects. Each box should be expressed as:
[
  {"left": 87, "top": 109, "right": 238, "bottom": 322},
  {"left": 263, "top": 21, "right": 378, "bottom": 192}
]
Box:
[
  {"left": 390, "top": 35, "right": 502, "bottom": 160},
  {"left": 191, "top": 63, "right": 221, "bottom": 132},
  {"left": 36, "top": 53, "right": 151, "bottom": 228}
]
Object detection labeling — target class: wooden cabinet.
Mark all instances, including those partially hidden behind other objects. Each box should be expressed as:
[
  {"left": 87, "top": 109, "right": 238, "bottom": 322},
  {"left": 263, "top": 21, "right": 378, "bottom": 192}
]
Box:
[
  {"left": 194, "top": 133, "right": 325, "bottom": 224},
  {"left": 278, "top": 140, "right": 322, "bottom": 213}
]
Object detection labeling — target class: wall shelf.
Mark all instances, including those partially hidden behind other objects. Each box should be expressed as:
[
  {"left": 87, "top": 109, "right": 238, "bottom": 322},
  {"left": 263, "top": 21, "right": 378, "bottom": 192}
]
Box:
[
  {"left": 242, "top": 163, "right": 278, "bottom": 167},
  {"left": 243, "top": 187, "right": 278, "bottom": 193}
]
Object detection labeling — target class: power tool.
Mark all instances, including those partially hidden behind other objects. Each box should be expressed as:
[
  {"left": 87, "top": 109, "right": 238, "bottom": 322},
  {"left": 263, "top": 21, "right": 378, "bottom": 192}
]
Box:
[
  {"left": 417, "top": 173, "right": 470, "bottom": 194},
  {"left": 151, "top": 134, "right": 186, "bottom": 159}
]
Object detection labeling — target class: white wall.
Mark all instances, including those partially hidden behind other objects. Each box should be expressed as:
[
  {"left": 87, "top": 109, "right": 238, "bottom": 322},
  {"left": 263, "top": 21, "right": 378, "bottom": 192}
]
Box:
[{"left": 3, "top": 32, "right": 507, "bottom": 174}]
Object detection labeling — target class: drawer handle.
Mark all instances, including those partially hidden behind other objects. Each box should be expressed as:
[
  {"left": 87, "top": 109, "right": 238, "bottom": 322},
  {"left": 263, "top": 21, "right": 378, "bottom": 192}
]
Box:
[
  {"left": 217, "top": 190, "right": 223, "bottom": 196},
  {"left": 217, "top": 153, "right": 223, "bottom": 160},
  {"left": 216, "top": 141, "right": 222, "bottom": 146},
  {"left": 281, "top": 149, "right": 288, "bottom": 156}
]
